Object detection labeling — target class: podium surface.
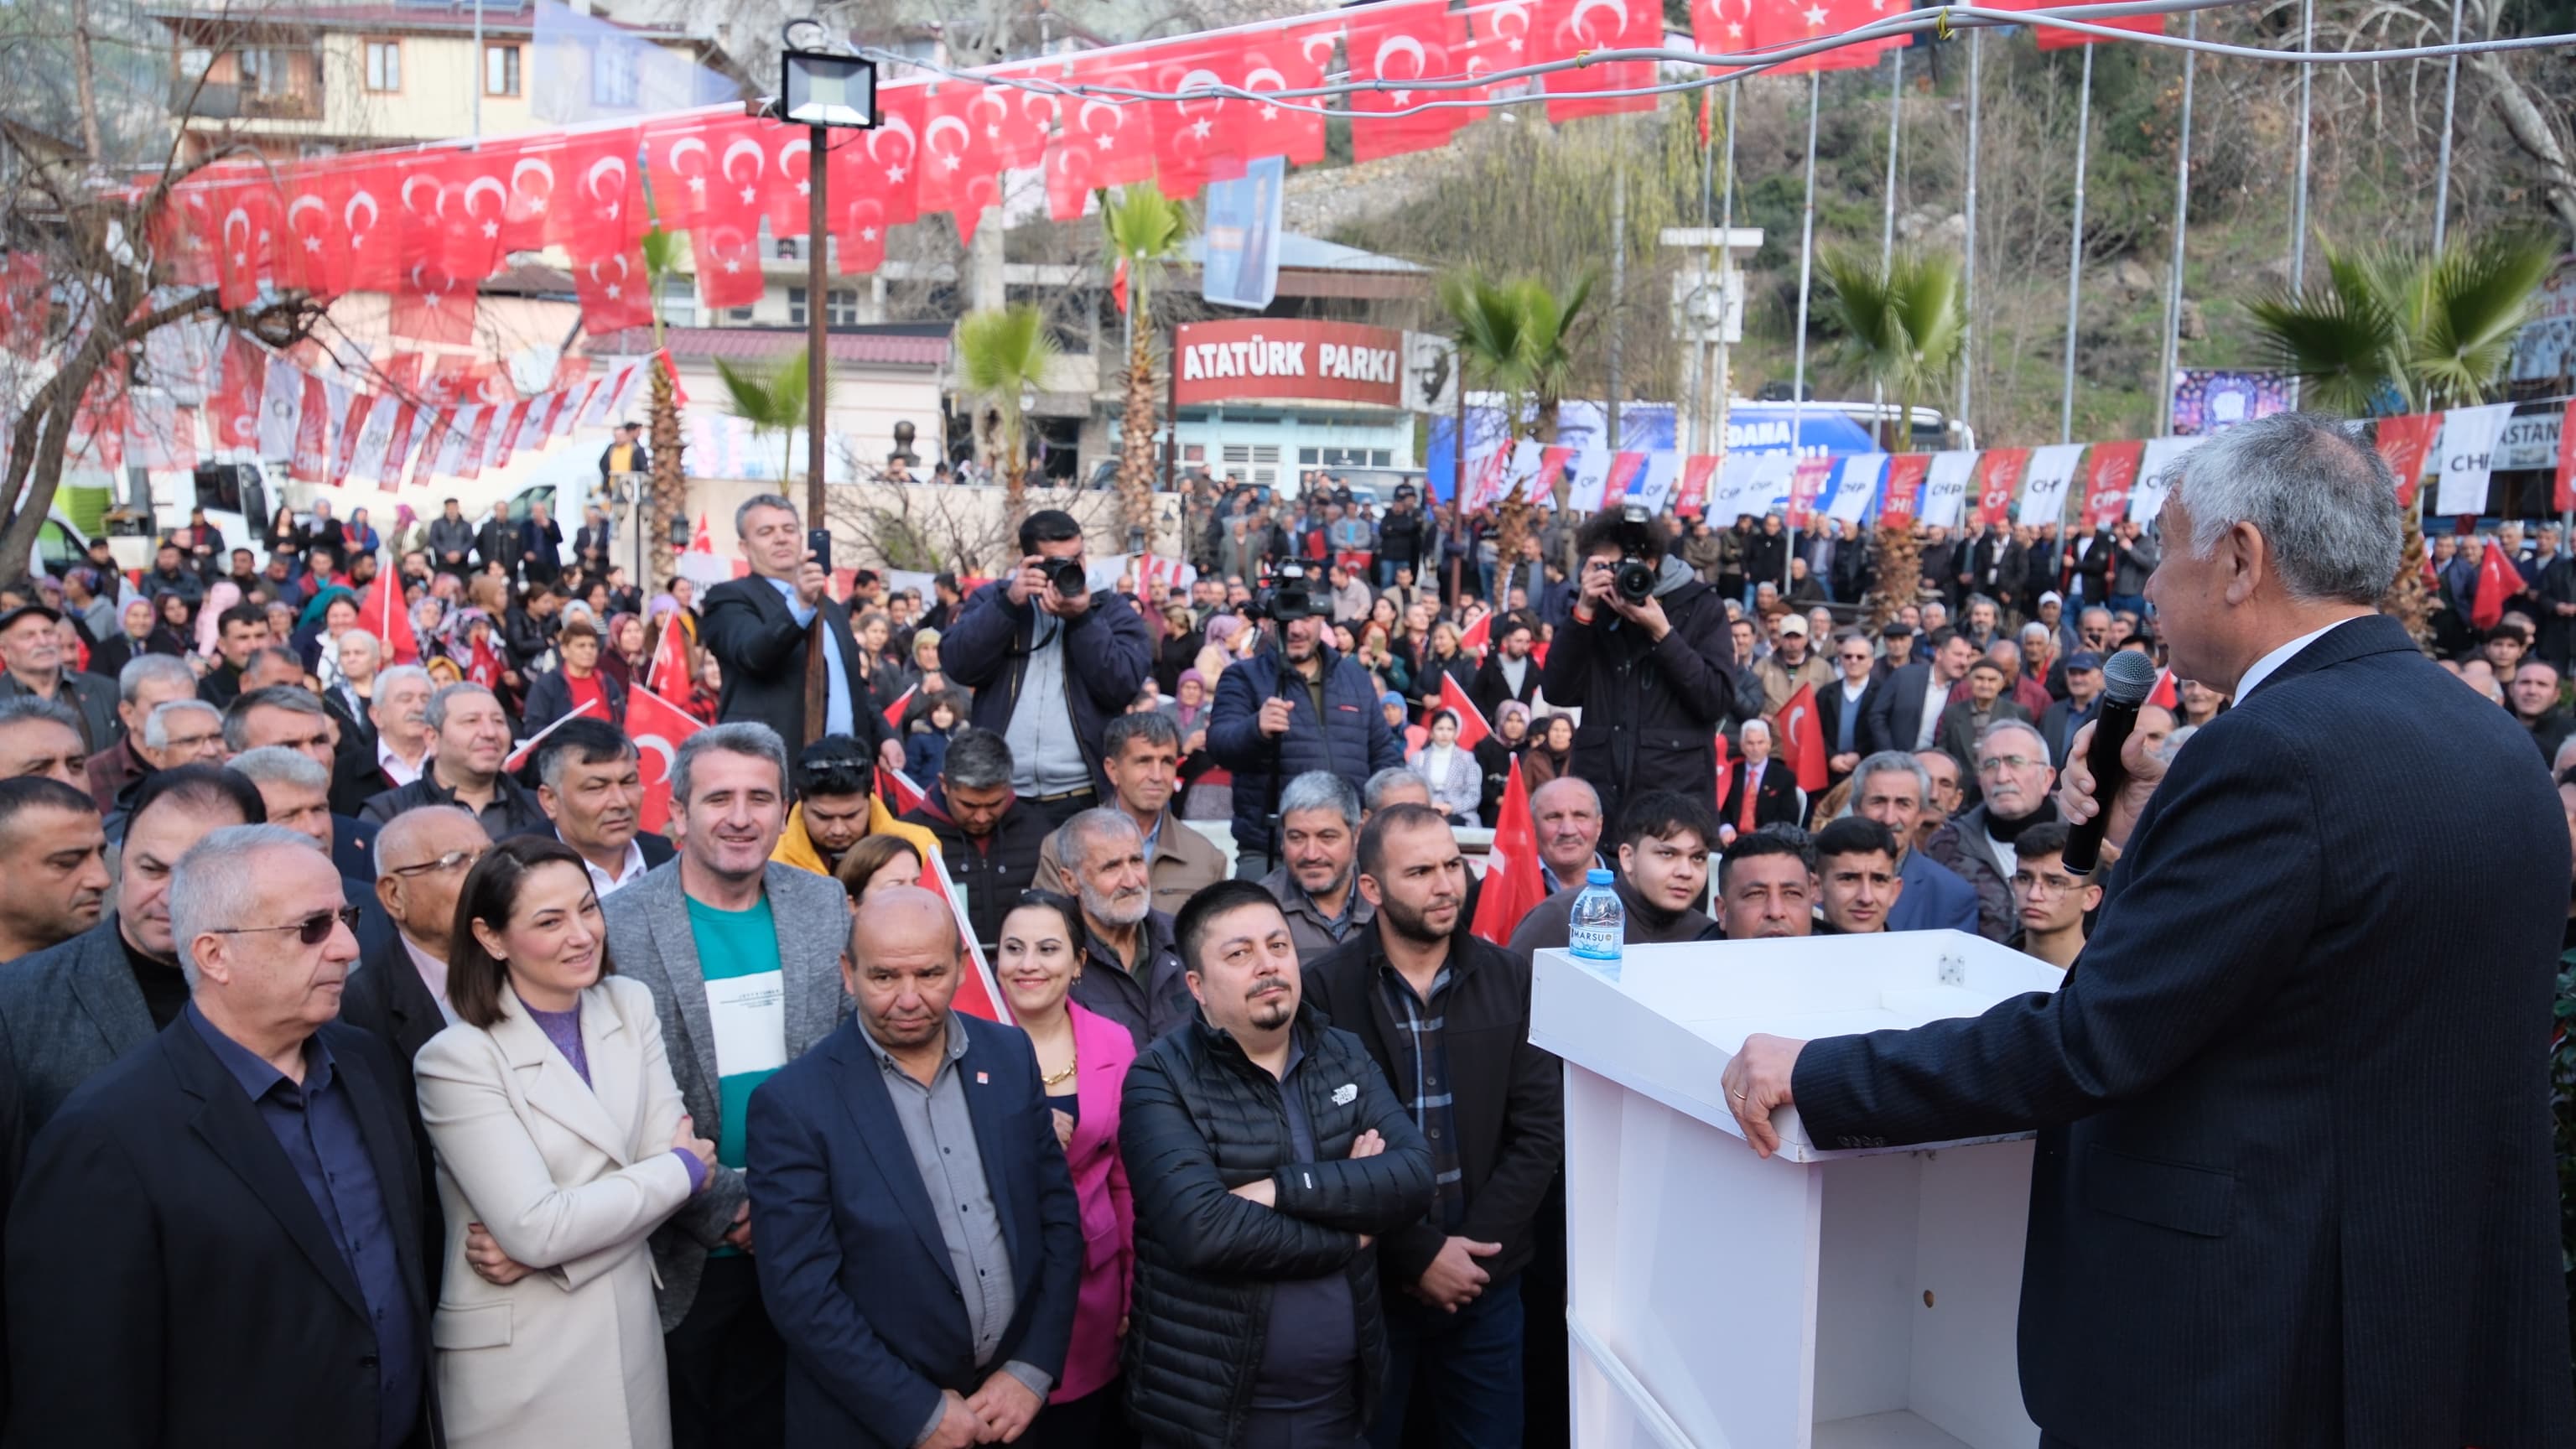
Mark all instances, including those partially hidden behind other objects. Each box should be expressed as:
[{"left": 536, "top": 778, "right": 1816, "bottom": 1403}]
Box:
[{"left": 1530, "top": 933, "right": 2064, "bottom": 1449}]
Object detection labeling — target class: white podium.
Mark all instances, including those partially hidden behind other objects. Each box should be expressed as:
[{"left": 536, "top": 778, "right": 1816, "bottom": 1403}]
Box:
[{"left": 1530, "top": 932, "right": 2064, "bottom": 1449}]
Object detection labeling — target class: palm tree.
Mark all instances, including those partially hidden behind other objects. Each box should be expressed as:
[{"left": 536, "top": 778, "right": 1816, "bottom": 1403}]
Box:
[
  {"left": 1817, "top": 248, "right": 1967, "bottom": 627},
  {"left": 1513, "top": 273, "right": 1595, "bottom": 449},
  {"left": 1101, "top": 184, "right": 1192, "bottom": 550},
  {"left": 1816, "top": 247, "right": 1968, "bottom": 451},
  {"left": 714, "top": 348, "right": 810, "bottom": 486},
  {"left": 639, "top": 226, "right": 688, "bottom": 585},
  {"left": 1437, "top": 269, "right": 1596, "bottom": 578},
  {"left": 953, "top": 304, "right": 1060, "bottom": 523},
  {"left": 2248, "top": 230, "right": 2558, "bottom": 647}
]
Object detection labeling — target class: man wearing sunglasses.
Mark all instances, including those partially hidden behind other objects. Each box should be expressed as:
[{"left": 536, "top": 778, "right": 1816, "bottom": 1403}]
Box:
[
  {"left": 11, "top": 823, "right": 438, "bottom": 1449},
  {"left": 0, "top": 764, "right": 265, "bottom": 1145}
]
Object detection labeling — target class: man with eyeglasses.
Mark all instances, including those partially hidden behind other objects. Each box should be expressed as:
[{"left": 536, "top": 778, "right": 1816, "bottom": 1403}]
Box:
[
  {"left": 1920, "top": 719, "right": 2059, "bottom": 943},
  {"left": 2005, "top": 821, "right": 2099, "bottom": 971},
  {"left": 0, "top": 764, "right": 264, "bottom": 1145},
  {"left": 10, "top": 823, "right": 436, "bottom": 1449},
  {"left": 1814, "top": 631, "right": 1879, "bottom": 789},
  {"left": 345, "top": 805, "right": 491, "bottom": 1071}
]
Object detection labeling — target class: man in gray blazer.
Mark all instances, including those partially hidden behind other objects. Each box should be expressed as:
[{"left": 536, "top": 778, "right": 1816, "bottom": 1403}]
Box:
[
  {"left": 601, "top": 721, "right": 851, "bottom": 1449},
  {"left": 0, "top": 764, "right": 264, "bottom": 1150}
]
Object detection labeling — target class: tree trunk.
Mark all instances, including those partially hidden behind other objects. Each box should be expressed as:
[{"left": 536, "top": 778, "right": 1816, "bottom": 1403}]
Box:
[
  {"left": 1117, "top": 309, "right": 1157, "bottom": 552},
  {"left": 1864, "top": 522, "right": 1922, "bottom": 631},
  {"left": 1003, "top": 409, "right": 1028, "bottom": 525},
  {"left": 648, "top": 361, "right": 683, "bottom": 586},
  {"left": 2383, "top": 506, "right": 2436, "bottom": 653}
]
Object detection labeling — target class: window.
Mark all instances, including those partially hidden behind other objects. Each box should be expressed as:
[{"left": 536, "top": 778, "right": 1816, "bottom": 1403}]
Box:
[
  {"left": 827, "top": 289, "right": 859, "bottom": 326},
  {"left": 236, "top": 48, "right": 287, "bottom": 96},
  {"left": 787, "top": 286, "right": 807, "bottom": 325},
  {"left": 725, "top": 305, "right": 756, "bottom": 324},
  {"left": 658, "top": 278, "right": 696, "bottom": 328},
  {"left": 591, "top": 40, "right": 637, "bottom": 107},
  {"left": 773, "top": 236, "right": 799, "bottom": 261},
  {"left": 485, "top": 44, "right": 520, "bottom": 97},
  {"left": 364, "top": 41, "right": 400, "bottom": 91}
]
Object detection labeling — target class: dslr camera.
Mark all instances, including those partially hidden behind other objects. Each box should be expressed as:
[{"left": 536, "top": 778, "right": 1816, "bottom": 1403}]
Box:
[
  {"left": 1248, "top": 561, "right": 1320, "bottom": 623},
  {"left": 1041, "top": 556, "right": 1089, "bottom": 598},
  {"left": 1610, "top": 502, "right": 1660, "bottom": 605}
]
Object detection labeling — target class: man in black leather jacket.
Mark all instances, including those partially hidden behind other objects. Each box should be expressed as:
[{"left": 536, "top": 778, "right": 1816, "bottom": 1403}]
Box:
[{"left": 1119, "top": 880, "right": 1432, "bottom": 1449}]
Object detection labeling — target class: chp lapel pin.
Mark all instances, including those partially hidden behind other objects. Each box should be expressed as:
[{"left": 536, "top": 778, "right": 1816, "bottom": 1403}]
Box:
[{"left": 976, "top": 1071, "right": 989, "bottom": 1084}]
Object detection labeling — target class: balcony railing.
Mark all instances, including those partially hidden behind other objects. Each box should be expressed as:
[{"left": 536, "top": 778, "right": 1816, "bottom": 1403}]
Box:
[{"left": 173, "top": 77, "right": 321, "bottom": 122}]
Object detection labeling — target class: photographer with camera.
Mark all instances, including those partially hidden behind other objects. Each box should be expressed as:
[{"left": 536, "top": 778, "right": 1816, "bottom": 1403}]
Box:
[
  {"left": 1540, "top": 504, "right": 1761, "bottom": 832},
  {"left": 943, "top": 509, "right": 1156, "bottom": 828},
  {"left": 1208, "top": 561, "right": 1405, "bottom": 878}
]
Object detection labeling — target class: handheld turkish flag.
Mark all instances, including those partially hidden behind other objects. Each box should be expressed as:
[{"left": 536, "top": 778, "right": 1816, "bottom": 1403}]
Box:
[
  {"left": 881, "top": 682, "right": 918, "bottom": 729},
  {"left": 503, "top": 696, "right": 600, "bottom": 773},
  {"left": 913, "top": 844, "right": 1012, "bottom": 1024},
  {"left": 877, "top": 764, "right": 929, "bottom": 816},
  {"left": 1469, "top": 758, "right": 1550, "bottom": 947},
  {"left": 1776, "top": 683, "right": 1829, "bottom": 793},
  {"left": 1457, "top": 611, "right": 1492, "bottom": 657},
  {"left": 1435, "top": 673, "right": 1492, "bottom": 750},
  {"left": 646, "top": 614, "right": 693, "bottom": 701},
  {"left": 625, "top": 686, "right": 703, "bottom": 835},
  {"left": 357, "top": 570, "right": 419, "bottom": 666},
  {"left": 688, "top": 512, "right": 714, "bottom": 553},
  {"left": 2146, "top": 667, "right": 2179, "bottom": 710},
  {"left": 2473, "top": 538, "right": 2521, "bottom": 631}
]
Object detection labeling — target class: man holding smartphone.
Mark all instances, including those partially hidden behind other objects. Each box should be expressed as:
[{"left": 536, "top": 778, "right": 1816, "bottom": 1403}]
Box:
[
  {"left": 698, "top": 493, "right": 902, "bottom": 765},
  {"left": 942, "top": 509, "right": 1155, "bottom": 827}
]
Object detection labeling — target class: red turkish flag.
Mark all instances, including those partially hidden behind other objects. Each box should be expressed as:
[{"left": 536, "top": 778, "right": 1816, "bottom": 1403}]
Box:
[
  {"left": 1348, "top": 0, "right": 1471, "bottom": 162},
  {"left": 912, "top": 841, "right": 1012, "bottom": 1024},
  {"left": 211, "top": 332, "right": 267, "bottom": 454},
  {"left": 877, "top": 764, "right": 928, "bottom": 816},
  {"left": 2371, "top": 413, "right": 2444, "bottom": 510},
  {"left": 557, "top": 129, "right": 642, "bottom": 264},
  {"left": 493, "top": 139, "right": 559, "bottom": 252},
  {"left": 158, "top": 179, "right": 221, "bottom": 290},
  {"left": 575, "top": 248, "right": 654, "bottom": 334},
  {"left": 1775, "top": 682, "right": 1828, "bottom": 792},
  {"left": 966, "top": 65, "right": 1058, "bottom": 172},
  {"left": 1692, "top": 0, "right": 1757, "bottom": 50},
  {"left": 880, "top": 682, "right": 919, "bottom": 730},
  {"left": 765, "top": 122, "right": 818, "bottom": 239},
  {"left": 640, "top": 114, "right": 725, "bottom": 232},
  {"left": 328, "top": 393, "right": 376, "bottom": 490},
  {"left": 917, "top": 81, "right": 1002, "bottom": 242},
  {"left": 1145, "top": 45, "right": 1246, "bottom": 200},
  {"left": 1041, "top": 58, "right": 1157, "bottom": 221},
  {"left": 1880, "top": 454, "right": 1930, "bottom": 526},
  {"left": 1990, "top": 0, "right": 2165, "bottom": 49},
  {"left": 2553, "top": 400, "right": 2576, "bottom": 513},
  {"left": 358, "top": 567, "right": 420, "bottom": 666},
  {"left": 2146, "top": 667, "right": 2178, "bottom": 710},
  {"left": 390, "top": 262, "right": 476, "bottom": 346},
  {"left": 1535, "top": 0, "right": 1663, "bottom": 121},
  {"left": 404, "top": 148, "right": 511, "bottom": 282},
  {"left": 647, "top": 610, "right": 693, "bottom": 700},
  {"left": 1435, "top": 672, "right": 1492, "bottom": 750},
  {"left": 289, "top": 372, "right": 332, "bottom": 483},
  {"left": 0, "top": 252, "right": 48, "bottom": 356},
  {"left": 830, "top": 91, "right": 922, "bottom": 274},
  {"left": 625, "top": 685, "right": 704, "bottom": 834},
  {"left": 1972, "top": 448, "right": 2029, "bottom": 529},
  {"left": 208, "top": 173, "right": 278, "bottom": 309},
  {"left": 276, "top": 164, "right": 351, "bottom": 299},
  {"left": 1469, "top": 759, "right": 1550, "bottom": 947},
  {"left": 2473, "top": 539, "right": 2521, "bottom": 631},
  {"left": 1222, "top": 27, "right": 1332, "bottom": 168},
  {"left": 1750, "top": 0, "right": 1891, "bottom": 73},
  {"left": 2079, "top": 439, "right": 2143, "bottom": 530},
  {"left": 692, "top": 217, "right": 765, "bottom": 309}
]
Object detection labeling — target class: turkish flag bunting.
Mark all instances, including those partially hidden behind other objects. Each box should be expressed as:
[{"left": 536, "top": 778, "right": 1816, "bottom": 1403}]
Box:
[
  {"left": 1221, "top": 28, "right": 1333, "bottom": 168},
  {"left": 917, "top": 82, "right": 1003, "bottom": 242},
  {"left": 556, "top": 129, "right": 643, "bottom": 264},
  {"left": 423, "top": 148, "right": 512, "bottom": 280},
  {"left": 1535, "top": 0, "right": 1663, "bottom": 121},
  {"left": 2080, "top": 439, "right": 2144, "bottom": 530},
  {"left": 764, "top": 122, "right": 818, "bottom": 239},
  {"left": 1989, "top": 0, "right": 2166, "bottom": 49},
  {"left": 575, "top": 249, "right": 655, "bottom": 334},
  {"left": 693, "top": 216, "right": 766, "bottom": 309},
  {"left": 1750, "top": 0, "right": 1893, "bottom": 72},
  {"left": 2371, "top": 413, "right": 2444, "bottom": 510},
  {"left": 391, "top": 262, "right": 477, "bottom": 346},
  {"left": 1349, "top": 0, "right": 1473, "bottom": 160},
  {"left": 1973, "top": 448, "right": 2030, "bottom": 529},
  {"left": 1693, "top": 0, "right": 1758, "bottom": 50},
  {"left": 211, "top": 333, "right": 267, "bottom": 454},
  {"left": 1469, "top": 758, "right": 1550, "bottom": 947},
  {"left": 2473, "top": 539, "right": 2521, "bottom": 631},
  {"left": 208, "top": 172, "right": 278, "bottom": 309},
  {"left": 1776, "top": 683, "right": 1829, "bottom": 792},
  {"left": 1436, "top": 673, "right": 1493, "bottom": 750},
  {"left": 495, "top": 138, "right": 559, "bottom": 252},
  {"left": 1144, "top": 45, "right": 1246, "bottom": 200},
  {"left": 624, "top": 685, "right": 702, "bottom": 834},
  {"left": 1880, "top": 454, "right": 1930, "bottom": 525},
  {"left": 329, "top": 393, "right": 376, "bottom": 489},
  {"left": 966, "top": 66, "right": 1059, "bottom": 173},
  {"left": 0, "top": 252, "right": 48, "bottom": 356},
  {"left": 1042, "top": 59, "right": 1157, "bottom": 220},
  {"left": 640, "top": 114, "right": 726, "bottom": 232}
]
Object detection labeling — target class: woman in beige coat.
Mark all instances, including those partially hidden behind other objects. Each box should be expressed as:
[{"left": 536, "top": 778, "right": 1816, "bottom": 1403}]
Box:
[{"left": 417, "top": 836, "right": 717, "bottom": 1449}]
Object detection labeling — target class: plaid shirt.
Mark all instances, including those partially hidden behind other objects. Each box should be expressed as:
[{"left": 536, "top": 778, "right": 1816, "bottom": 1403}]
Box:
[{"left": 1377, "top": 956, "right": 1464, "bottom": 1231}]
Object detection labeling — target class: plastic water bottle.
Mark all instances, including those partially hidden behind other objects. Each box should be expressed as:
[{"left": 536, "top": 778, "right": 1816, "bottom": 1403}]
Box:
[{"left": 1568, "top": 867, "right": 1624, "bottom": 979}]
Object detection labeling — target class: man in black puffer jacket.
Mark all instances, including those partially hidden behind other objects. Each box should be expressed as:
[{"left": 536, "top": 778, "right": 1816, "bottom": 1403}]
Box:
[
  {"left": 1120, "top": 880, "right": 1434, "bottom": 1449},
  {"left": 1540, "top": 506, "right": 1763, "bottom": 834},
  {"left": 1208, "top": 611, "right": 1405, "bottom": 876}
]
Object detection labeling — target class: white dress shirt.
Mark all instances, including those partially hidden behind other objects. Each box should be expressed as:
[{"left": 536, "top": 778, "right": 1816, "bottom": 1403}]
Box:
[
  {"left": 401, "top": 934, "right": 460, "bottom": 1026},
  {"left": 377, "top": 735, "right": 427, "bottom": 787},
  {"left": 575, "top": 836, "right": 652, "bottom": 896},
  {"left": 1914, "top": 670, "right": 1949, "bottom": 750},
  {"left": 2233, "top": 615, "right": 2365, "bottom": 703}
]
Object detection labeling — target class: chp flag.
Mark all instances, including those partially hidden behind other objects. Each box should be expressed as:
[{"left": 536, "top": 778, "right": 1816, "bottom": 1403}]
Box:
[{"left": 624, "top": 686, "right": 702, "bottom": 834}]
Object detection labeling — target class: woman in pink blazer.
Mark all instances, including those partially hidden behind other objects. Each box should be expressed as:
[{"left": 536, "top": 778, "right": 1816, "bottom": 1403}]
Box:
[{"left": 995, "top": 891, "right": 1140, "bottom": 1448}]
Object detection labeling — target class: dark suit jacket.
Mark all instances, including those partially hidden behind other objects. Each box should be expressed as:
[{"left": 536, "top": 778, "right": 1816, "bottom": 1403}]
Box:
[
  {"left": 1793, "top": 615, "right": 2576, "bottom": 1448},
  {"left": 1812, "top": 677, "right": 1875, "bottom": 769},
  {"left": 746, "top": 1015, "right": 1083, "bottom": 1449},
  {"left": 340, "top": 932, "right": 449, "bottom": 1078},
  {"left": 332, "top": 813, "right": 379, "bottom": 883},
  {"left": 699, "top": 576, "right": 892, "bottom": 762},
  {"left": 6, "top": 1017, "right": 439, "bottom": 1448},
  {"left": 1721, "top": 757, "right": 1801, "bottom": 831},
  {"left": 1858, "top": 661, "right": 1938, "bottom": 759},
  {"left": 0, "top": 917, "right": 159, "bottom": 1145}
]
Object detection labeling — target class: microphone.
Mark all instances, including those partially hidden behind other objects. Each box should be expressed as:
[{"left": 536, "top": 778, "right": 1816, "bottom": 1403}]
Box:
[{"left": 2062, "top": 650, "right": 2159, "bottom": 876}]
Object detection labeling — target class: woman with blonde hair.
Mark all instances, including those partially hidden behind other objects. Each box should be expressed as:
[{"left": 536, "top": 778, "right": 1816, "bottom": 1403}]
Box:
[{"left": 416, "top": 836, "right": 716, "bottom": 1449}]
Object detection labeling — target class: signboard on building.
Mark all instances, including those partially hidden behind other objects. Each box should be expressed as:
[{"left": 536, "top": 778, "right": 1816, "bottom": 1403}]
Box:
[{"left": 1172, "top": 319, "right": 1408, "bottom": 409}]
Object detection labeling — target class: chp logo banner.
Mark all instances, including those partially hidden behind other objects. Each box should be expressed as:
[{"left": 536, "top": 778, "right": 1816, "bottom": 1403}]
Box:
[{"left": 1171, "top": 319, "right": 1407, "bottom": 408}]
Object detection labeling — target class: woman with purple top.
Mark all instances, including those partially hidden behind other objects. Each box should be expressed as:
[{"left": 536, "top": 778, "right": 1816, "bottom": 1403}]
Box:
[{"left": 416, "top": 836, "right": 717, "bottom": 1449}]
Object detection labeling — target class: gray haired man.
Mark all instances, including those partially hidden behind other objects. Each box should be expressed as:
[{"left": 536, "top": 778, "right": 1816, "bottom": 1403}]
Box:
[
  {"left": 356, "top": 683, "right": 548, "bottom": 839},
  {"left": 85, "top": 653, "right": 198, "bottom": 810},
  {"left": 1057, "top": 807, "right": 1191, "bottom": 1047},
  {"left": 1260, "top": 770, "right": 1374, "bottom": 961},
  {"left": 601, "top": 719, "right": 850, "bottom": 1449}
]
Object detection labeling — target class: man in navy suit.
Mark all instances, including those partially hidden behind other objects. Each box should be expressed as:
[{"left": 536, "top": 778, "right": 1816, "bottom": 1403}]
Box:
[
  {"left": 748, "top": 887, "right": 1081, "bottom": 1449},
  {"left": 1724, "top": 414, "right": 2575, "bottom": 1449}
]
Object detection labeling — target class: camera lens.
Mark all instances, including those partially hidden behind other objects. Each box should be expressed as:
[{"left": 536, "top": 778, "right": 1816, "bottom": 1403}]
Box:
[
  {"left": 1046, "top": 559, "right": 1088, "bottom": 596},
  {"left": 1614, "top": 558, "right": 1658, "bottom": 605}
]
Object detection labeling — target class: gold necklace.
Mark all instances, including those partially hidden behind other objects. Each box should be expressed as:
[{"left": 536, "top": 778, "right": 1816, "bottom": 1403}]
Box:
[{"left": 1042, "top": 1052, "right": 1078, "bottom": 1089}]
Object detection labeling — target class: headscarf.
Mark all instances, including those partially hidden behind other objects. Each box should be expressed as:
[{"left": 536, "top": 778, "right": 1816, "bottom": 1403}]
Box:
[
  {"left": 1176, "top": 668, "right": 1208, "bottom": 728},
  {"left": 394, "top": 503, "right": 418, "bottom": 528},
  {"left": 1203, "top": 615, "right": 1245, "bottom": 652},
  {"left": 1496, "top": 699, "right": 1533, "bottom": 741},
  {"left": 606, "top": 610, "right": 641, "bottom": 659},
  {"left": 299, "top": 585, "right": 357, "bottom": 632},
  {"left": 195, "top": 580, "right": 243, "bottom": 656}
]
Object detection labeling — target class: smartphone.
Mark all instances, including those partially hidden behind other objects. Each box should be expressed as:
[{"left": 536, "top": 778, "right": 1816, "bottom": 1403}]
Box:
[{"left": 808, "top": 527, "right": 831, "bottom": 571}]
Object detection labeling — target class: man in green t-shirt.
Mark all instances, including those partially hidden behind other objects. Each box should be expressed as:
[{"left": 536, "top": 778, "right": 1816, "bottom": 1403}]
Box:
[{"left": 599, "top": 720, "right": 857, "bottom": 1449}]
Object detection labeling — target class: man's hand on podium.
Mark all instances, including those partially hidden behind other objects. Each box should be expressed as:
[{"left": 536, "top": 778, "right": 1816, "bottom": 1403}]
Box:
[
  {"left": 1412, "top": 1237, "right": 1504, "bottom": 1312},
  {"left": 1722, "top": 1033, "right": 1807, "bottom": 1158}
]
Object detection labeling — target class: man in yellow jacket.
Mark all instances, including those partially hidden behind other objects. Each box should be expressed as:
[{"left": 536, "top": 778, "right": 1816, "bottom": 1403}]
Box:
[{"left": 769, "top": 736, "right": 941, "bottom": 882}]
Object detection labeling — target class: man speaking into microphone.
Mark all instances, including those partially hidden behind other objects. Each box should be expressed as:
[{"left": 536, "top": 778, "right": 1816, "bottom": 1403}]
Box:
[{"left": 1721, "top": 414, "right": 2573, "bottom": 1449}]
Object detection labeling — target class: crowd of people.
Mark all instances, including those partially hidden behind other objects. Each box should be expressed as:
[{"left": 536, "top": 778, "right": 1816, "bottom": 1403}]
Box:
[{"left": 0, "top": 417, "right": 2566, "bottom": 1449}]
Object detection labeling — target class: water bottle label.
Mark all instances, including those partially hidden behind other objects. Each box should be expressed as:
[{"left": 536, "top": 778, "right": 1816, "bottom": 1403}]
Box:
[{"left": 1569, "top": 922, "right": 1622, "bottom": 961}]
